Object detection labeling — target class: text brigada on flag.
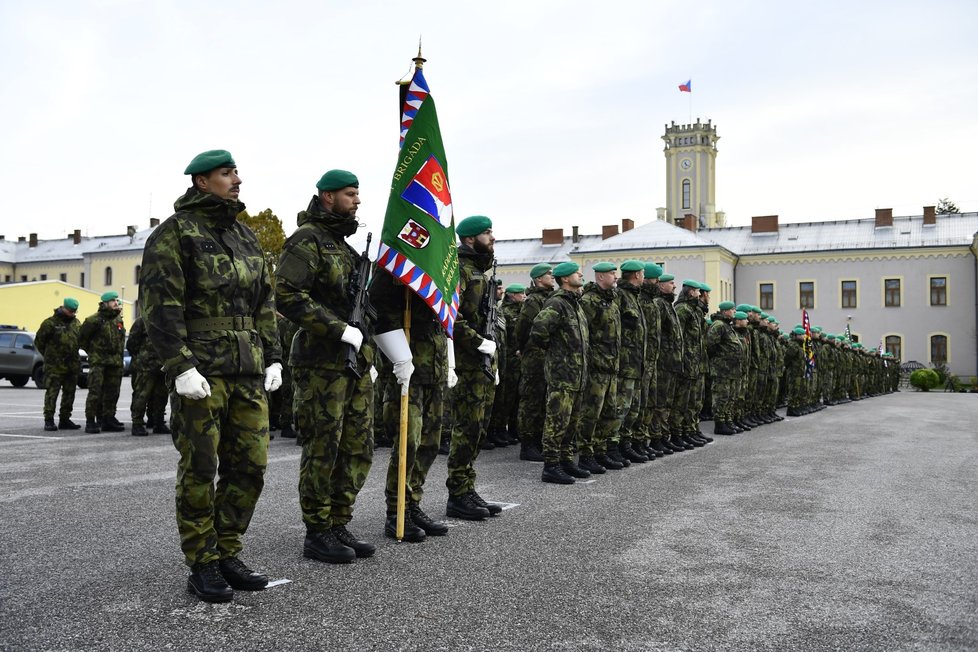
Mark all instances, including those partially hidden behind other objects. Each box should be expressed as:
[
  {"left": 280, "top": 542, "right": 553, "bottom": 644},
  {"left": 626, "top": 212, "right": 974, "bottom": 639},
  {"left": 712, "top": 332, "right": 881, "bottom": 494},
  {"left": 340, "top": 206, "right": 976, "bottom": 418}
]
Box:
[
  {"left": 679, "top": 79, "right": 692, "bottom": 92},
  {"left": 378, "top": 67, "right": 461, "bottom": 337}
]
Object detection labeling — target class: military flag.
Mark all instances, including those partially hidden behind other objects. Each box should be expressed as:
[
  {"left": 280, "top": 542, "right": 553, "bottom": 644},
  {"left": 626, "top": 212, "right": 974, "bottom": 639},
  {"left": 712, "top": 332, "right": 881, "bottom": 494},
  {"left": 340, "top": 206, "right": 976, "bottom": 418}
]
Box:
[
  {"left": 377, "top": 67, "right": 460, "bottom": 337},
  {"left": 844, "top": 323, "right": 852, "bottom": 341},
  {"left": 802, "top": 308, "right": 816, "bottom": 378}
]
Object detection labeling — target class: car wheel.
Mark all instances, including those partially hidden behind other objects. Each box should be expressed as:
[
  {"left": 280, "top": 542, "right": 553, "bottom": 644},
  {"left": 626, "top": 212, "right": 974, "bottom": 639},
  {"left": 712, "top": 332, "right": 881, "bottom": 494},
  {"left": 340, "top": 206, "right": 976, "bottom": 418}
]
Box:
[
  {"left": 33, "top": 365, "right": 45, "bottom": 388},
  {"left": 10, "top": 375, "right": 29, "bottom": 388}
]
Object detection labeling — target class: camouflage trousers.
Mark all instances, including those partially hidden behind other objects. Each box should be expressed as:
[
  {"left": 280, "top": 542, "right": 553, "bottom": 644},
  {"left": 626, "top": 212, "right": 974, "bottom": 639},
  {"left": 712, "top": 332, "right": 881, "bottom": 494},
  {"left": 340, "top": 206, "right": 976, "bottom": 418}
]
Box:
[
  {"left": 294, "top": 367, "right": 374, "bottom": 531},
  {"left": 279, "top": 360, "right": 295, "bottom": 425},
  {"left": 638, "top": 367, "right": 661, "bottom": 440},
  {"left": 384, "top": 381, "right": 444, "bottom": 512},
  {"left": 668, "top": 373, "right": 697, "bottom": 433},
  {"left": 711, "top": 372, "right": 738, "bottom": 422},
  {"left": 85, "top": 364, "right": 122, "bottom": 421},
  {"left": 172, "top": 375, "right": 268, "bottom": 567},
  {"left": 752, "top": 370, "right": 769, "bottom": 415},
  {"left": 576, "top": 372, "right": 619, "bottom": 457},
  {"left": 654, "top": 367, "right": 683, "bottom": 437},
  {"left": 375, "top": 358, "right": 396, "bottom": 445},
  {"left": 490, "top": 363, "right": 519, "bottom": 434},
  {"left": 615, "top": 376, "right": 643, "bottom": 449},
  {"left": 517, "top": 355, "right": 547, "bottom": 447},
  {"left": 542, "top": 385, "right": 584, "bottom": 464},
  {"left": 131, "top": 367, "right": 167, "bottom": 426},
  {"left": 788, "top": 372, "right": 806, "bottom": 409},
  {"left": 44, "top": 371, "right": 77, "bottom": 421},
  {"left": 819, "top": 370, "right": 834, "bottom": 403},
  {"left": 446, "top": 367, "right": 493, "bottom": 497},
  {"left": 680, "top": 372, "right": 705, "bottom": 431},
  {"left": 764, "top": 373, "right": 780, "bottom": 412}
]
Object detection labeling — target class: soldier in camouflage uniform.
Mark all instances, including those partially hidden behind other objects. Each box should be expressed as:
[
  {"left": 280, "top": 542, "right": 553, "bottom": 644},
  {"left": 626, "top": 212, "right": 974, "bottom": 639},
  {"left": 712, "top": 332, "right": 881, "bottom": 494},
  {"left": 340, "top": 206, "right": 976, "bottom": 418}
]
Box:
[
  {"left": 370, "top": 271, "right": 453, "bottom": 543},
  {"left": 707, "top": 304, "right": 745, "bottom": 435},
  {"left": 140, "top": 150, "right": 282, "bottom": 602},
  {"left": 515, "top": 263, "right": 555, "bottom": 462},
  {"left": 79, "top": 291, "right": 126, "bottom": 434},
  {"left": 276, "top": 169, "right": 377, "bottom": 563},
  {"left": 736, "top": 304, "right": 762, "bottom": 430},
  {"left": 784, "top": 327, "right": 808, "bottom": 416},
  {"left": 127, "top": 316, "right": 168, "bottom": 436},
  {"left": 275, "top": 314, "right": 299, "bottom": 440},
  {"left": 485, "top": 280, "right": 509, "bottom": 449},
  {"left": 637, "top": 263, "right": 665, "bottom": 459},
  {"left": 495, "top": 284, "right": 525, "bottom": 446},
  {"left": 576, "top": 262, "right": 621, "bottom": 475},
  {"left": 732, "top": 315, "right": 752, "bottom": 431},
  {"left": 603, "top": 260, "right": 646, "bottom": 470},
  {"left": 529, "top": 261, "right": 589, "bottom": 484},
  {"left": 674, "top": 280, "right": 711, "bottom": 445},
  {"left": 654, "top": 274, "right": 695, "bottom": 452},
  {"left": 35, "top": 297, "right": 82, "bottom": 431},
  {"left": 445, "top": 215, "right": 501, "bottom": 520}
]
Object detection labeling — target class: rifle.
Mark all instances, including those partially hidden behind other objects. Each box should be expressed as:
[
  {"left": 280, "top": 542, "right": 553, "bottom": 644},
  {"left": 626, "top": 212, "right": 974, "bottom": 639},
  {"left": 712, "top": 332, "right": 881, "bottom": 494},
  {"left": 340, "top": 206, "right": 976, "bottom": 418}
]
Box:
[
  {"left": 345, "top": 232, "right": 376, "bottom": 378},
  {"left": 479, "top": 260, "right": 498, "bottom": 380}
]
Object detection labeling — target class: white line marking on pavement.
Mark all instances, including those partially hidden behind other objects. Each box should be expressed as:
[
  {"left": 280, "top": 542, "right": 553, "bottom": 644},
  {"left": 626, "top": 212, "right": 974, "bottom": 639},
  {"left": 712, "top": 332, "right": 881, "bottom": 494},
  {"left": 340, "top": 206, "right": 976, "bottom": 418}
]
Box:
[
  {"left": 578, "top": 480, "right": 597, "bottom": 485},
  {"left": 490, "top": 501, "right": 520, "bottom": 511},
  {"left": 0, "top": 433, "right": 63, "bottom": 440},
  {"left": 265, "top": 579, "right": 291, "bottom": 588}
]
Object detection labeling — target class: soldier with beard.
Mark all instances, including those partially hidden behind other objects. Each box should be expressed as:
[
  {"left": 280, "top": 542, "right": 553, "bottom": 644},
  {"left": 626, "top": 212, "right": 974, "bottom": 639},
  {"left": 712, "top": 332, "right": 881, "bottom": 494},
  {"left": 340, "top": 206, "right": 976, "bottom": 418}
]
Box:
[
  {"left": 36, "top": 297, "right": 82, "bottom": 431},
  {"left": 79, "top": 291, "right": 126, "bottom": 434},
  {"left": 529, "top": 262, "right": 589, "bottom": 484},
  {"left": 674, "top": 280, "right": 711, "bottom": 445},
  {"left": 445, "top": 215, "right": 502, "bottom": 521},
  {"left": 276, "top": 170, "right": 378, "bottom": 563},
  {"left": 140, "top": 149, "right": 282, "bottom": 602},
  {"left": 515, "top": 263, "right": 555, "bottom": 462}
]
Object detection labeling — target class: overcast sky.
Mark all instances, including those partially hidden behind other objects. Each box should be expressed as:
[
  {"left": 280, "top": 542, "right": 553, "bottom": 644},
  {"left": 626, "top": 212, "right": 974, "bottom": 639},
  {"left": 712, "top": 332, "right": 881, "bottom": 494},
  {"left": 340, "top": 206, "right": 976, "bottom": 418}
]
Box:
[{"left": 2, "top": 0, "right": 976, "bottom": 243}]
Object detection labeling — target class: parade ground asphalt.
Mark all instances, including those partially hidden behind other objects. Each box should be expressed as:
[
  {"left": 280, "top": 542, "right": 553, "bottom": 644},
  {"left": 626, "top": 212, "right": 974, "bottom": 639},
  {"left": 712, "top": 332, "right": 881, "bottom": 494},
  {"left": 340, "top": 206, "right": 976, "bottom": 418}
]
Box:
[{"left": 0, "top": 384, "right": 976, "bottom": 652}]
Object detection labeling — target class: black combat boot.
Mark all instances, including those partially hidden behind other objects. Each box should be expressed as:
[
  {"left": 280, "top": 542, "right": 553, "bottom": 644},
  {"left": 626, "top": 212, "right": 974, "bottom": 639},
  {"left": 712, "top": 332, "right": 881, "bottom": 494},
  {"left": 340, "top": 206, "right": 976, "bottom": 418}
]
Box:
[
  {"left": 131, "top": 423, "right": 148, "bottom": 437},
  {"left": 447, "top": 492, "right": 490, "bottom": 520},
  {"left": 187, "top": 561, "right": 233, "bottom": 603},
  {"left": 44, "top": 419, "right": 57, "bottom": 432},
  {"left": 650, "top": 439, "right": 673, "bottom": 455},
  {"left": 681, "top": 434, "right": 705, "bottom": 448},
  {"left": 579, "top": 456, "right": 607, "bottom": 474},
  {"left": 101, "top": 416, "right": 125, "bottom": 432},
  {"left": 280, "top": 423, "right": 297, "bottom": 439},
  {"left": 542, "top": 463, "right": 575, "bottom": 484},
  {"left": 303, "top": 530, "right": 356, "bottom": 564},
  {"left": 479, "top": 435, "right": 495, "bottom": 450},
  {"left": 786, "top": 407, "right": 802, "bottom": 417},
  {"left": 218, "top": 557, "right": 268, "bottom": 590},
  {"left": 714, "top": 421, "right": 737, "bottom": 435},
  {"left": 608, "top": 448, "right": 630, "bottom": 467},
  {"left": 519, "top": 441, "right": 545, "bottom": 462},
  {"left": 620, "top": 441, "right": 648, "bottom": 463},
  {"left": 438, "top": 437, "right": 450, "bottom": 455},
  {"left": 469, "top": 490, "right": 502, "bottom": 516},
  {"left": 85, "top": 419, "right": 101, "bottom": 434},
  {"left": 331, "top": 525, "right": 375, "bottom": 558},
  {"left": 693, "top": 431, "right": 713, "bottom": 443},
  {"left": 490, "top": 428, "right": 510, "bottom": 448},
  {"left": 671, "top": 435, "right": 695, "bottom": 451},
  {"left": 385, "top": 514, "right": 426, "bottom": 542},
  {"left": 153, "top": 420, "right": 171, "bottom": 435},
  {"left": 561, "top": 460, "right": 591, "bottom": 479},
  {"left": 596, "top": 452, "right": 624, "bottom": 470},
  {"left": 58, "top": 418, "right": 81, "bottom": 430},
  {"left": 409, "top": 503, "right": 449, "bottom": 536}
]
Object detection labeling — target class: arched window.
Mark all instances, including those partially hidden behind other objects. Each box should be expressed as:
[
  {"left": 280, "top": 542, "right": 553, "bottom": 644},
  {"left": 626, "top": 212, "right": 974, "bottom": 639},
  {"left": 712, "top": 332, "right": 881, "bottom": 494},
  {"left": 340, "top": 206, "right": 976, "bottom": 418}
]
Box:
[
  {"left": 134, "top": 265, "right": 141, "bottom": 285},
  {"left": 930, "top": 335, "right": 948, "bottom": 365},
  {"left": 104, "top": 266, "right": 113, "bottom": 286},
  {"left": 682, "top": 180, "right": 691, "bottom": 210},
  {"left": 885, "top": 335, "right": 902, "bottom": 360}
]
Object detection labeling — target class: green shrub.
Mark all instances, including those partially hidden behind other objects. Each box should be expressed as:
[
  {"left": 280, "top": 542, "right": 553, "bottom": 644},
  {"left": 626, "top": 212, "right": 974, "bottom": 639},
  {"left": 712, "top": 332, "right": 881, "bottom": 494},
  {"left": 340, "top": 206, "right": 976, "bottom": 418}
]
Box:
[
  {"left": 931, "top": 363, "right": 949, "bottom": 384},
  {"left": 910, "top": 369, "right": 941, "bottom": 391}
]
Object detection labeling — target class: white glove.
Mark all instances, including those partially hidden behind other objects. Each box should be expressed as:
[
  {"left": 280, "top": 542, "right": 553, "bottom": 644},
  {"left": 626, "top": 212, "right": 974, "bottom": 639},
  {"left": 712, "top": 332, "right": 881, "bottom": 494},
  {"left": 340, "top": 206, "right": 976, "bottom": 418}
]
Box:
[
  {"left": 495, "top": 369, "right": 500, "bottom": 386},
  {"left": 369, "top": 366, "right": 378, "bottom": 382},
  {"left": 175, "top": 367, "right": 211, "bottom": 400},
  {"left": 393, "top": 360, "right": 415, "bottom": 389},
  {"left": 446, "top": 338, "right": 458, "bottom": 388},
  {"left": 477, "top": 338, "right": 497, "bottom": 357},
  {"left": 263, "top": 362, "right": 283, "bottom": 392},
  {"left": 340, "top": 325, "right": 364, "bottom": 352},
  {"left": 374, "top": 329, "right": 414, "bottom": 392}
]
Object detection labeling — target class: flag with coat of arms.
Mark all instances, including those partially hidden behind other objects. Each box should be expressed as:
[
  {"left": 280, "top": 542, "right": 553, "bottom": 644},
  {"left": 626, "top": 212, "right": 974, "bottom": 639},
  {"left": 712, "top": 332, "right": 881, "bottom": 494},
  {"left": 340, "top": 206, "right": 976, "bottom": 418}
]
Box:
[{"left": 377, "top": 67, "right": 460, "bottom": 336}]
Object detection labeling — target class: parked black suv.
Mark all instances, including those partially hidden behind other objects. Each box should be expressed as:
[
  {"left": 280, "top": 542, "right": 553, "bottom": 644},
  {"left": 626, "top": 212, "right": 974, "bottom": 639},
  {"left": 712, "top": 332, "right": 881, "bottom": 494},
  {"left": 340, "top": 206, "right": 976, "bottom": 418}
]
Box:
[{"left": 0, "top": 326, "right": 45, "bottom": 388}]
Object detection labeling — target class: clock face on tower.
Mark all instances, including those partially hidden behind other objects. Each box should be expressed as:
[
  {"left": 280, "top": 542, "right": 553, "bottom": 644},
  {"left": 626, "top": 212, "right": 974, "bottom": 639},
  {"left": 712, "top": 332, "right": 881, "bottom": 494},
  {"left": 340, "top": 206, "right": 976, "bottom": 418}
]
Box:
[{"left": 680, "top": 158, "right": 693, "bottom": 170}]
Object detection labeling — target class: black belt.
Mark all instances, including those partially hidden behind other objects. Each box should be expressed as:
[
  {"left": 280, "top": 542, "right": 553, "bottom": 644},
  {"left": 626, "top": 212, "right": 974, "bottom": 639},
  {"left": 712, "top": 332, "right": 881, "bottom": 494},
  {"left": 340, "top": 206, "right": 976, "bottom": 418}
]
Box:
[{"left": 186, "top": 316, "right": 255, "bottom": 332}]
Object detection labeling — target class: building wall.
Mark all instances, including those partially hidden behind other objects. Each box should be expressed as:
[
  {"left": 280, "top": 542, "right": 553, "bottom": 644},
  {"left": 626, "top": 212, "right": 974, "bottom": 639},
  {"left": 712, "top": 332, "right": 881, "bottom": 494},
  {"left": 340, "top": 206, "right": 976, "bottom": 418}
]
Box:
[
  {"left": 735, "top": 247, "right": 976, "bottom": 375},
  {"left": 84, "top": 251, "right": 143, "bottom": 299},
  {"left": 10, "top": 260, "right": 85, "bottom": 286},
  {"left": 0, "top": 281, "right": 135, "bottom": 333}
]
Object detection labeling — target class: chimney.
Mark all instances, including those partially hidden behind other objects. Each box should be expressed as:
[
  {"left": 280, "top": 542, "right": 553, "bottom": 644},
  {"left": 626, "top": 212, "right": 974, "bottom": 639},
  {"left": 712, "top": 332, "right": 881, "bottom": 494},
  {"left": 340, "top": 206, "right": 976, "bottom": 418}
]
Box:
[
  {"left": 751, "top": 215, "right": 779, "bottom": 233},
  {"left": 923, "top": 205, "right": 936, "bottom": 226},
  {"left": 72, "top": 229, "right": 81, "bottom": 245},
  {"left": 874, "top": 208, "right": 893, "bottom": 228},
  {"left": 29, "top": 233, "right": 38, "bottom": 248},
  {"left": 127, "top": 225, "right": 137, "bottom": 238},
  {"left": 621, "top": 218, "right": 634, "bottom": 232},
  {"left": 602, "top": 225, "right": 619, "bottom": 240},
  {"left": 572, "top": 225, "right": 579, "bottom": 243},
  {"left": 542, "top": 228, "right": 564, "bottom": 245},
  {"left": 680, "top": 214, "right": 698, "bottom": 232},
  {"left": 18, "top": 236, "right": 25, "bottom": 242},
  {"left": 150, "top": 217, "right": 160, "bottom": 228}
]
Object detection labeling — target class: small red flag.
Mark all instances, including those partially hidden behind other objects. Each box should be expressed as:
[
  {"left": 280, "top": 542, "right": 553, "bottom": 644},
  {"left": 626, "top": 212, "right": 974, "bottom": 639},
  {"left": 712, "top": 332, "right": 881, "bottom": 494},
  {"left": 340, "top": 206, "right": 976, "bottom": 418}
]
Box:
[{"left": 678, "top": 79, "right": 691, "bottom": 92}]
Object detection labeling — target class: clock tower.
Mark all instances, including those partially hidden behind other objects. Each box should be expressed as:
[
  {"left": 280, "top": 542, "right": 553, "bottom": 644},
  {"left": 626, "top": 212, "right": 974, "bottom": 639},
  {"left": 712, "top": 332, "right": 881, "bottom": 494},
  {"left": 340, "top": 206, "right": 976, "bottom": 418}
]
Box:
[{"left": 661, "top": 118, "right": 724, "bottom": 229}]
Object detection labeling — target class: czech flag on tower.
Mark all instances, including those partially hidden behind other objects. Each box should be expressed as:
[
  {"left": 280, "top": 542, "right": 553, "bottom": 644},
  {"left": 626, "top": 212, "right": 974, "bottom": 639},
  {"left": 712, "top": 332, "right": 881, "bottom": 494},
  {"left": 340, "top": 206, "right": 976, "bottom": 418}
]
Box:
[{"left": 678, "top": 79, "right": 692, "bottom": 92}]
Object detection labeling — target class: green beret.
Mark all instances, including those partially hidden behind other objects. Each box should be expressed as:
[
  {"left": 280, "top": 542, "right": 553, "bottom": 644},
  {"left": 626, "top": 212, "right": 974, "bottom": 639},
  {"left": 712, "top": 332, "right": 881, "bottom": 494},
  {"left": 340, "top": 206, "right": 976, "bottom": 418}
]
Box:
[
  {"left": 644, "top": 262, "right": 662, "bottom": 279},
  {"left": 750, "top": 305, "right": 761, "bottom": 313},
  {"left": 812, "top": 326, "right": 822, "bottom": 333},
  {"left": 700, "top": 283, "right": 712, "bottom": 292},
  {"left": 100, "top": 291, "right": 119, "bottom": 302},
  {"left": 792, "top": 326, "right": 806, "bottom": 335},
  {"left": 552, "top": 261, "right": 580, "bottom": 278},
  {"left": 184, "top": 149, "right": 235, "bottom": 175},
  {"left": 529, "top": 263, "right": 553, "bottom": 279},
  {"left": 456, "top": 215, "right": 492, "bottom": 238},
  {"left": 760, "top": 312, "right": 769, "bottom": 320},
  {"left": 592, "top": 262, "right": 617, "bottom": 273},
  {"left": 718, "top": 301, "right": 735, "bottom": 311},
  {"left": 658, "top": 273, "right": 675, "bottom": 282},
  {"left": 505, "top": 284, "right": 526, "bottom": 294},
  {"left": 736, "top": 304, "right": 753, "bottom": 312},
  {"left": 836, "top": 334, "right": 846, "bottom": 341},
  {"left": 770, "top": 318, "right": 779, "bottom": 325},
  {"left": 63, "top": 297, "right": 79, "bottom": 311},
  {"left": 734, "top": 311, "right": 748, "bottom": 320},
  {"left": 620, "top": 260, "right": 644, "bottom": 273},
  {"left": 793, "top": 323, "right": 803, "bottom": 329},
  {"left": 681, "top": 279, "right": 699, "bottom": 288},
  {"left": 316, "top": 169, "right": 359, "bottom": 192}
]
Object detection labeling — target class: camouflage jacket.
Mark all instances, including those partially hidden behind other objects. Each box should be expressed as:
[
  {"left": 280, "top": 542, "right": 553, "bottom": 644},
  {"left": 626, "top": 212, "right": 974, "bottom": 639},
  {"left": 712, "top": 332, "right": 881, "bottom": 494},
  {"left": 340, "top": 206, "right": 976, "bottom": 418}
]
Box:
[
  {"left": 639, "top": 283, "right": 661, "bottom": 370},
  {"left": 79, "top": 305, "right": 125, "bottom": 367},
  {"left": 736, "top": 327, "right": 752, "bottom": 373},
  {"left": 494, "top": 298, "right": 507, "bottom": 376},
  {"left": 278, "top": 315, "right": 299, "bottom": 361},
  {"left": 369, "top": 269, "right": 446, "bottom": 386},
  {"left": 529, "top": 288, "right": 589, "bottom": 391},
  {"left": 451, "top": 244, "right": 495, "bottom": 373},
  {"left": 35, "top": 307, "right": 80, "bottom": 374},
  {"left": 580, "top": 282, "right": 621, "bottom": 376},
  {"left": 654, "top": 291, "right": 685, "bottom": 374},
  {"left": 674, "top": 296, "right": 706, "bottom": 378},
  {"left": 706, "top": 317, "right": 742, "bottom": 376},
  {"left": 746, "top": 322, "right": 762, "bottom": 372},
  {"left": 500, "top": 296, "right": 522, "bottom": 377},
  {"left": 616, "top": 280, "right": 646, "bottom": 380},
  {"left": 515, "top": 284, "right": 551, "bottom": 375},
  {"left": 784, "top": 337, "right": 806, "bottom": 376},
  {"left": 126, "top": 317, "right": 162, "bottom": 372},
  {"left": 275, "top": 197, "right": 374, "bottom": 371},
  {"left": 140, "top": 188, "right": 280, "bottom": 378}
]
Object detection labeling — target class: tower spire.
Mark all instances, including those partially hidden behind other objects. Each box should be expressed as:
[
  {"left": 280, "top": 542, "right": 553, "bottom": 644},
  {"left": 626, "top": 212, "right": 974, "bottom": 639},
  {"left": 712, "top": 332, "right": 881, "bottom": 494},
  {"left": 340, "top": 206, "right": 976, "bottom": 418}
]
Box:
[{"left": 413, "top": 37, "right": 426, "bottom": 70}]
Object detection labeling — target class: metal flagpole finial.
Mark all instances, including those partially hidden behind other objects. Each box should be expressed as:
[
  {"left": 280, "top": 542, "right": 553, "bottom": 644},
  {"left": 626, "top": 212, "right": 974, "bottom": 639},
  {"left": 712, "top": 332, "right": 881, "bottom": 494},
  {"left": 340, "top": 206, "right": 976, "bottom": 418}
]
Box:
[{"left": 414, "top": 37, "right": 426, "bottom": 70}]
